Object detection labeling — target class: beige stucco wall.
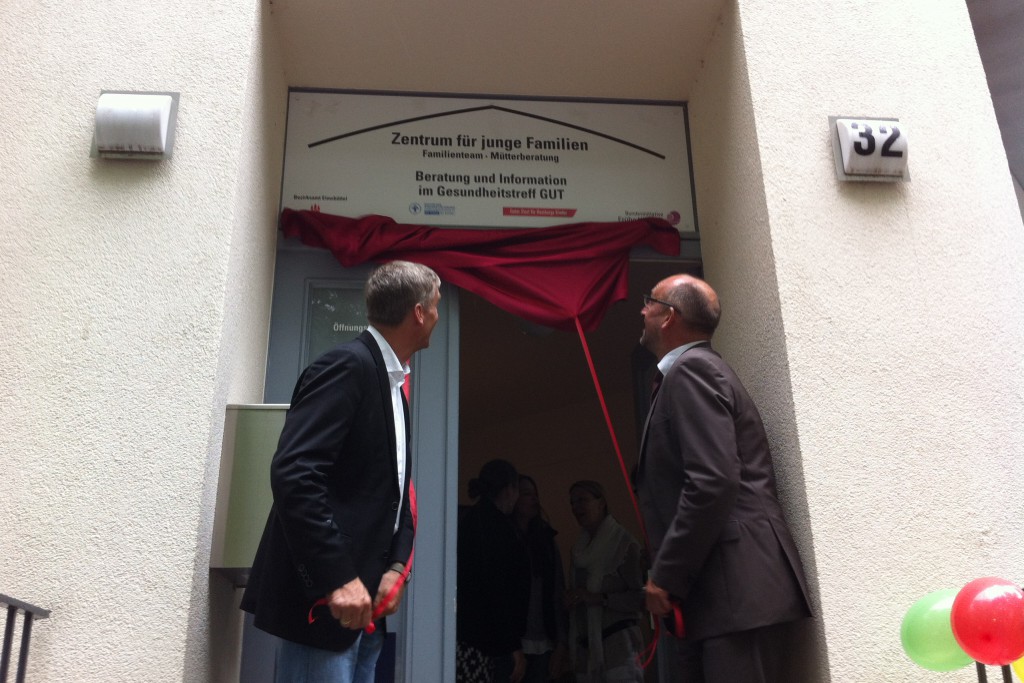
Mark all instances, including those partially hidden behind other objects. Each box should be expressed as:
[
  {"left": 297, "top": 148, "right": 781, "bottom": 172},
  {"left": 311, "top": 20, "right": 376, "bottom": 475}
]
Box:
[
  {"left": 691, "top": 1, "right": 1024, "bottom": 680},
  {"left": 0, "top": 0, "right": 283, "bottom": 680},
  {"left": 687, "top": 6, "right": 828, "bottom": 679}
]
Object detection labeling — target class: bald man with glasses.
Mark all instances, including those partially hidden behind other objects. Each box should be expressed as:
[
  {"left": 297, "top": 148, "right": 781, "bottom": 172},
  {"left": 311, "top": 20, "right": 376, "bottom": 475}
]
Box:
[{"left": 634, "top": 274, "right": 811, "bottom": 683}]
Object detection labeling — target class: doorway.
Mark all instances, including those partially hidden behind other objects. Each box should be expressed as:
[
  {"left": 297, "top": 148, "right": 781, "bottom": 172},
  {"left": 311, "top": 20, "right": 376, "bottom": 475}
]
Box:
[{"left": 455, "top": 259, "right": 700, "bottom": 681}]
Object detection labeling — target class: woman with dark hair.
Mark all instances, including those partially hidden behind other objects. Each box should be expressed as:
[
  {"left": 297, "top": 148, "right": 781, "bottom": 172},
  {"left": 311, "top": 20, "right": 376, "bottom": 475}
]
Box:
[
  {"left": 512, "top": 475, "right": 568, "bottom": 682},
  {"left": 457, "top": 459, "right": 531, "bottom": 683},
  {"left": 566, "top": 480, "right": 645, "bottom": 683}
]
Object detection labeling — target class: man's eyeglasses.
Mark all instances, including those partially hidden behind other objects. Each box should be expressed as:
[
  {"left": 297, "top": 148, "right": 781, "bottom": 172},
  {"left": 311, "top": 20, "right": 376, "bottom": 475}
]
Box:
[{"left": 642, "top": 294, "right": 678, "bottom": 312}]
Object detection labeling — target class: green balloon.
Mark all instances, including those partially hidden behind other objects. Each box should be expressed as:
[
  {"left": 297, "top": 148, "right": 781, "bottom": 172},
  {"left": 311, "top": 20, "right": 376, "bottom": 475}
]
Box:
[{"left": 901, "top": 589, "right": 974, "bottom": 672}]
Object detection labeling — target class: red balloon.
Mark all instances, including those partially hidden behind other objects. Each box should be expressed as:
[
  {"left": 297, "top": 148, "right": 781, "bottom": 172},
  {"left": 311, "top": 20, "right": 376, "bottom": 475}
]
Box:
[{"left": 951, "top": 577, "right": 1024, "bottom": 666}]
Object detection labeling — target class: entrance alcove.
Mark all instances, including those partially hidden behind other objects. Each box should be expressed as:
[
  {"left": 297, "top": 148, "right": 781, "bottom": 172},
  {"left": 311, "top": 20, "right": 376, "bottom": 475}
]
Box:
[{"left": 232, "top": 1, "right": 829, "bottom": 680}]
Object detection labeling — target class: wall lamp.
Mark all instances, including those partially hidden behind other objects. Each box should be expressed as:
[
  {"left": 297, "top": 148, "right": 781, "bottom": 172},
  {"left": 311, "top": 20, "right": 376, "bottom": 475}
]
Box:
[{"left": 91, "top": 91, "right": 179, "bottom": 160}]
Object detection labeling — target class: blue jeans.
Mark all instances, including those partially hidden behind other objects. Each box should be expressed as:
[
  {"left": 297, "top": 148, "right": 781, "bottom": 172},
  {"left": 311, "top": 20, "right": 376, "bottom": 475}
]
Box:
[{"left": 275, "top": 630, "right": 384, "bottom": 683}]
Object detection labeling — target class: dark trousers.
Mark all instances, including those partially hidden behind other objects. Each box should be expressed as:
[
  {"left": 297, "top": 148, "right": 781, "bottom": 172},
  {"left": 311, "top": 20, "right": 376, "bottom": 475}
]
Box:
[
  {"left": 521, "top": 651, "right": 552, "bottom": 683},
  {"left": 492, "top": 653, "right": 514, "bottom": 683},
  {"left": 675, "top": 622, "right": 789, "bottom": 683}
]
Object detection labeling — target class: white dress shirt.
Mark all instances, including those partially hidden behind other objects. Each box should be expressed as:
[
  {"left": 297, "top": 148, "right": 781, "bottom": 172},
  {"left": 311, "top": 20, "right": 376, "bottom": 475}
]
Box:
[{"left": 367, "top": 326, "right": 409, "bottom": 533}]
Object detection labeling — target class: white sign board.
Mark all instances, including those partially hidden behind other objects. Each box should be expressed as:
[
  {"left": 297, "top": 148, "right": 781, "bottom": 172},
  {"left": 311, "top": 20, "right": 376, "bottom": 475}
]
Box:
[{"left": 281, "top": 90, "right": 696, "bottom": 232}]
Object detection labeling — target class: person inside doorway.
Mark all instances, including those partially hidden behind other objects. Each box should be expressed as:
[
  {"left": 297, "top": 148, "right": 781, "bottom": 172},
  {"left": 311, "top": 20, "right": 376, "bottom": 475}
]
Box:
[
  {"left": 457, "top": 459, "right": 532, "bottom": 683},
  {"left": 512, "top": 474, "right": 568, "bottom": 682},
  {"left": 566, "top": 480, "right": 645, "bottom": 683}
]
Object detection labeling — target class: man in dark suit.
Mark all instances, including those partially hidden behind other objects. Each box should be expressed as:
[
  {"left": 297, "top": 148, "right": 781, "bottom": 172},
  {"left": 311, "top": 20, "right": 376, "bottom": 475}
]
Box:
[
  {"left": 241, "top": 260, "right": 441, "bottom": 683},
  {"left": 634, "top": 274, "right": 811, "bottom": 682}
]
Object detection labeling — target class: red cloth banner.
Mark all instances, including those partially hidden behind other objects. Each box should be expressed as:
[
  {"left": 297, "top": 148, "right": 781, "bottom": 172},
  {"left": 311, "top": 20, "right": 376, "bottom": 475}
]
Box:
[{"left": 279, "top": 209, "right": 680, "bottom": 332}]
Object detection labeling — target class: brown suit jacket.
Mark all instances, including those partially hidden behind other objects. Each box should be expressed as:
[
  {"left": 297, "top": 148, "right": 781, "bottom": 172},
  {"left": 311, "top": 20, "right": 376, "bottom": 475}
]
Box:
[{"left": 635, "top": 342, "right": 811, "bottom": 640}]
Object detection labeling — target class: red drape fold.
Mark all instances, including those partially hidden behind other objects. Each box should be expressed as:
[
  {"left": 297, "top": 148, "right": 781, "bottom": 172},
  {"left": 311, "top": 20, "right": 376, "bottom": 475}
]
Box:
[{"left": 280, "top": 209, "right": 681, "bottom": 332}]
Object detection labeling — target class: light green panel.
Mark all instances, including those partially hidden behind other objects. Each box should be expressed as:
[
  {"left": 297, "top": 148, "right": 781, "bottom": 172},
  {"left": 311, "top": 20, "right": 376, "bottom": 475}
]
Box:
[{"left": 211, "top": 404, "right": 288, "bottom": 579}]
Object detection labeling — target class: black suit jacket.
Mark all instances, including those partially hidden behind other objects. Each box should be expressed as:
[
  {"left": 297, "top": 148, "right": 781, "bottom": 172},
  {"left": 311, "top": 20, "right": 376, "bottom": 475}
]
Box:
[
  {"left": 635, "top": 342, "right": 810, "bottom": 640},
  {"left": 241, "top": 331, "right": 415, "bottom": 651}
]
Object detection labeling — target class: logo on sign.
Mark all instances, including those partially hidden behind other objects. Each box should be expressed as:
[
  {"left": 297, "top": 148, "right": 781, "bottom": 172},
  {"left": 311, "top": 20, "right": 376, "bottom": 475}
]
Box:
[
  {"left": 423, "top": 203, "right": 455, "bottom": 216},
  {"left": 409, "top": 203, "right": 422, "bottom": 215}
]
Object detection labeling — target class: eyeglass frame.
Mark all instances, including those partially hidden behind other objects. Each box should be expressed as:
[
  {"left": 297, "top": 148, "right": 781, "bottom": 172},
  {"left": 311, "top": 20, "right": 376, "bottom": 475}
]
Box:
[{"left": 642, "top": 293, "right": 678, "bottom": 312}]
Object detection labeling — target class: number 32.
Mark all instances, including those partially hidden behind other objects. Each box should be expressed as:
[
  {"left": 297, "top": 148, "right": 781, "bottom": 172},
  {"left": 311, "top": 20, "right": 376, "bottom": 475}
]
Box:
[{"left": 851, "top": 123, "right": 903, "bottom": 158}]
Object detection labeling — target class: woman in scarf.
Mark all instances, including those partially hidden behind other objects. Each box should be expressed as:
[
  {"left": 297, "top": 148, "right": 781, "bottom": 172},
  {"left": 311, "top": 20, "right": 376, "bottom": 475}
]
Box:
[{"left": 565, "top": 480, "right": 645, "bottom": 683}]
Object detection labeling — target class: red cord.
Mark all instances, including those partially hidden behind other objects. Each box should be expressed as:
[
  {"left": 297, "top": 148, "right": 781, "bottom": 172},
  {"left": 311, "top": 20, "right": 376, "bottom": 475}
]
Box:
[
  {"left": 573, "top": 317, "right": 684, "bottom": 667},
  {"left": 572, "top": 318, "right": 651, "bottom": 550},
  {"left": 307, "top": 481, "right": 418, "bottom": 633}
]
